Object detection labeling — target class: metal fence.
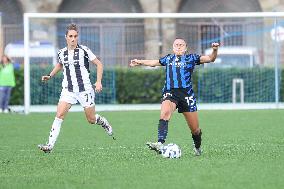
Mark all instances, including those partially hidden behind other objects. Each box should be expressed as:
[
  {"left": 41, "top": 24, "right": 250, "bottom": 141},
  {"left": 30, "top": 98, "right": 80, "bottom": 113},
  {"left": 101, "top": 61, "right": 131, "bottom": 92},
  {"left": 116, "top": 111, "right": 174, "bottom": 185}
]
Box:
[
  {"left": 176, "top": 19, "right": 263, "bottom": 53},
  {"left": 4, "top": 18, "right": 283, "bottom": 67},
  {"left": 2, "top": 24, "right": 23, "bottom": 48},
  {"left": 2, "top": 16, "right": 283, "bottom": 107}
]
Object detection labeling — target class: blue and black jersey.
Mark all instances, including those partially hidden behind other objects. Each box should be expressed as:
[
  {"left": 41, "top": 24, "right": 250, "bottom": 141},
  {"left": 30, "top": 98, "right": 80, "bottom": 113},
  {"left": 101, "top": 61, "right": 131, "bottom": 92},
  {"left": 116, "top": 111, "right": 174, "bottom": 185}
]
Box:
[{"left": 159, "top": 54, "right": 201, "bottom": 91}]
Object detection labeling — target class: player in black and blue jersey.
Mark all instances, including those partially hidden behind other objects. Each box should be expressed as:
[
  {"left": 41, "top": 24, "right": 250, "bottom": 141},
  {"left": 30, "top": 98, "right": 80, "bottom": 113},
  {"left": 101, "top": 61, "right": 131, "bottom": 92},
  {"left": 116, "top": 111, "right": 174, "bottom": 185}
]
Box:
[{"left": 130, "top": 38, "right": 219, "bottom": 156}]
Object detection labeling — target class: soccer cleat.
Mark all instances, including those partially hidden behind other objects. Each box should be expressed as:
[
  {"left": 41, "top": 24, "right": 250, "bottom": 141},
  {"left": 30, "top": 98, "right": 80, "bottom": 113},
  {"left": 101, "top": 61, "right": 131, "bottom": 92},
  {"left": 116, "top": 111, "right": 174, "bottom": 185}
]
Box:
[
  {"left": 193, "top": 147, "right": 202, "bottom": 156},
  {"left": 146, "top": 142, "right": 164, "bottom": 153},
  {"left": 38, "top": 144, "right": 53, "bottom": 153}
]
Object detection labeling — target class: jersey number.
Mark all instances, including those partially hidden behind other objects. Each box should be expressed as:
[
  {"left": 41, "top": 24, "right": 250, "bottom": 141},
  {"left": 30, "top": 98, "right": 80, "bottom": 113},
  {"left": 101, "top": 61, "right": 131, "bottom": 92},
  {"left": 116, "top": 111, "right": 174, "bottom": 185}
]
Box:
[
  {"left": 84, "top": 93, "right": 93, "bottom": 103},
  {"left": 185, "top": 96, "right": 194, "bottom": 106}
]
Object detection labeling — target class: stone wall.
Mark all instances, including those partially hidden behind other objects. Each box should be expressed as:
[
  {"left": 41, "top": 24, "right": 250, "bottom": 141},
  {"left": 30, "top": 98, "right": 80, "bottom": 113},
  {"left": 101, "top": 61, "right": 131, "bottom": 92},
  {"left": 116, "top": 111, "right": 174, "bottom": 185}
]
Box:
[{"left": 1, "top": 0, "right": 283, "bottom": 59}]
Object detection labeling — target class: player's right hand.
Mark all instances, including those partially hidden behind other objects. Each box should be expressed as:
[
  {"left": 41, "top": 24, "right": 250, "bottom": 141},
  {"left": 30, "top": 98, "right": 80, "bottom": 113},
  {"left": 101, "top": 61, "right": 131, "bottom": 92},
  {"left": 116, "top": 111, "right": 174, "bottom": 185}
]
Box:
[
  {"left": 41, "top": 75, "right": 51, "bottom": 81},
  {"left": 129, "top": 59, "right": 140, "bottom": 67}
]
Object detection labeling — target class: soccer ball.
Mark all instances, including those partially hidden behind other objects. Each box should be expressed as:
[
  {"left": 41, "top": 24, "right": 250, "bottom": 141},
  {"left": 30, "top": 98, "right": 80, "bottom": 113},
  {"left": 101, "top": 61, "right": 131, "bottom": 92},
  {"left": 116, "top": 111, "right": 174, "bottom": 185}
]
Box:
[{"left": 160, "top": 143, "right": 182, "bottom": 159}]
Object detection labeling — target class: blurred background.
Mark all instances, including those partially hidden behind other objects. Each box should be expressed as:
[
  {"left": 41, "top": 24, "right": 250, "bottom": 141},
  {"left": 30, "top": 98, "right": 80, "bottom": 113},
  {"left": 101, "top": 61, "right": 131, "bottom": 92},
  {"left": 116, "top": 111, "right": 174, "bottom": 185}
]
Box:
[{"left": 0, "top": 0, "right": 284, "bottom": 111}]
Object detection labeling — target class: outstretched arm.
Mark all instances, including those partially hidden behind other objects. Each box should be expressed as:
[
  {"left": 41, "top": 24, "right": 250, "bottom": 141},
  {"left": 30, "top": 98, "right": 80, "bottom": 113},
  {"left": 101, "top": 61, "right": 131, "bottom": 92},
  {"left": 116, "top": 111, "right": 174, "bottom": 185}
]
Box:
[
  {"left": 42, "top": 63, "right": 63, "bottom": 81},
  {"left": 129, "top": 59, "right": 161, "bottom": 67},
  {"left": 199, "top": 42, "right": 220, "bottom": 64}
]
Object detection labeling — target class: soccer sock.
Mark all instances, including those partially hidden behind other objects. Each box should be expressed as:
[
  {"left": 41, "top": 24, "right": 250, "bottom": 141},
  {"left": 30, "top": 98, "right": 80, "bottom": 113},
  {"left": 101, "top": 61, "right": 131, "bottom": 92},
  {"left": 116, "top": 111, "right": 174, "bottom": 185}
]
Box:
[
  {"left": 158, "top": 119, "right": 169, "bottom": 144},
  {"left": 47, "top": 117, "right": 63, "bottom": 148},
  {"left": 95, "top": 114, "right": 107, "bottom": 127},
  {"left": 192, "top": 129, "right": 202, "bottom": 149}
]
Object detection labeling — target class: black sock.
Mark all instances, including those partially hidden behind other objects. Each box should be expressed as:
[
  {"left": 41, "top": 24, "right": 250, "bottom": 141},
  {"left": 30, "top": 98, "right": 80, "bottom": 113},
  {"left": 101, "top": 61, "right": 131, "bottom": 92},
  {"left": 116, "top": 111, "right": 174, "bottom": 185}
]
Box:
[
  {"left": 158, "top": 119, "right": 168, "bottom": 144},
  {"left": 192, "top": 130, "right": 202, "bottom": 149}
]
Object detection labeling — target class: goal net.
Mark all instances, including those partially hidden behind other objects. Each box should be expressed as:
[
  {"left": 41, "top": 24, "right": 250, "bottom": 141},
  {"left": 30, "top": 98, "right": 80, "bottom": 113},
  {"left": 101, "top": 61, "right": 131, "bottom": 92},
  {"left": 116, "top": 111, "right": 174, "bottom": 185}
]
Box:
[{"left": 23, "top": 13, "right": 284, "bottom": 113}]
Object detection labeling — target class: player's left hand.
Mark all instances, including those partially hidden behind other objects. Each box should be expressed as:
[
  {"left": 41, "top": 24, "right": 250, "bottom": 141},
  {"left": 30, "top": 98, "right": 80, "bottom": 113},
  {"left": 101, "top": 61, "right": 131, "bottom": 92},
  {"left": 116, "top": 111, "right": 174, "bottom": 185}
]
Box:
[
  {"left": 93, "top": 82, "right": 102, "bottom": 93},
  {"left": 212, "top": 42, "right": 220, "bottom": 50},
  {"left": 41, "top": 75, "right": 51, "bottom": 82}
]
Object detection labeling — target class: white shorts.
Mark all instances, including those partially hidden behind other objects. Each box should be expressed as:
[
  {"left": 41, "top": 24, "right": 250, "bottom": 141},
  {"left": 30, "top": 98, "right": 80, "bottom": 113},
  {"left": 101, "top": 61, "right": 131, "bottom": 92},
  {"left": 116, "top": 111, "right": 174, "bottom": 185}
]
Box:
[{"left": 59, "top": 89, "right": 95, "bottom": 108}]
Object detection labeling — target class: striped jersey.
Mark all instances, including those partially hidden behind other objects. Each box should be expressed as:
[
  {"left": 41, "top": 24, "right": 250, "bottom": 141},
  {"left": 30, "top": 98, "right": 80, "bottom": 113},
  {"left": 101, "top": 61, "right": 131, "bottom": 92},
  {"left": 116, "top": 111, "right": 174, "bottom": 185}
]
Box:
[
  {"left": 159, "top": 54, "right": 201, "bottom": 91},
  {"left": 58, "top": 45, "right": 96, "bottom": 92}
]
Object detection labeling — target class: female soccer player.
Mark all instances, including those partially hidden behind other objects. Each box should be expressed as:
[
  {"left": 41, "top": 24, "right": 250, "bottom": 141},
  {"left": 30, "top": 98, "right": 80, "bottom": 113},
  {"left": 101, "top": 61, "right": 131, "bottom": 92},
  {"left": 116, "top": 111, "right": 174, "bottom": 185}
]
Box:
[
  {"left": 38, "top": 23, "right": 114, "bottom": 153},
  {"left": 130, "top": 38, "right": 219, "bottom": 156}
]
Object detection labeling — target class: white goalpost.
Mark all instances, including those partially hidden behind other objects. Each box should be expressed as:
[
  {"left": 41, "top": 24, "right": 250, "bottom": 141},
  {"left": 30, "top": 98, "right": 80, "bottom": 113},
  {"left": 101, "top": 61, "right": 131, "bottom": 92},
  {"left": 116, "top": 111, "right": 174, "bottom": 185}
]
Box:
[{"left": 23, "top": 12, "right": 284, "bottom": 114}]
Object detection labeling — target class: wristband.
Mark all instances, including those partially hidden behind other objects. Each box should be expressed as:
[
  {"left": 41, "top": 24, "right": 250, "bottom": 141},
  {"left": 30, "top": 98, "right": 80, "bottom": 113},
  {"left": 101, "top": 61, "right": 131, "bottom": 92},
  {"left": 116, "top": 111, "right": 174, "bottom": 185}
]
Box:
[{"left": 48, "top": 74, "right": 52, "bottom": 78}]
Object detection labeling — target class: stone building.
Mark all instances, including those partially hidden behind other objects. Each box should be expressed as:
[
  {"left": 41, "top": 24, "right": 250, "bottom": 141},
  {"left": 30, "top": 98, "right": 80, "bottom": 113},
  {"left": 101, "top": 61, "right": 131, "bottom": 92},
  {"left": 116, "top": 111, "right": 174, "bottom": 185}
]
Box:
[{"left": 0, "top": 0, "right": 284, "bottom": 65}]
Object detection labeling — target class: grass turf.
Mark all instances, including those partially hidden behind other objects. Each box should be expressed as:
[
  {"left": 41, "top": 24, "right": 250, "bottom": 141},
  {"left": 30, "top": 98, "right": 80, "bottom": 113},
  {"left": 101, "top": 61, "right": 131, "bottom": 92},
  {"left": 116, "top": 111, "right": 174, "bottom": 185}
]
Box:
[{"left": 0, "top": 110, "right": 284, "bottom": 189}]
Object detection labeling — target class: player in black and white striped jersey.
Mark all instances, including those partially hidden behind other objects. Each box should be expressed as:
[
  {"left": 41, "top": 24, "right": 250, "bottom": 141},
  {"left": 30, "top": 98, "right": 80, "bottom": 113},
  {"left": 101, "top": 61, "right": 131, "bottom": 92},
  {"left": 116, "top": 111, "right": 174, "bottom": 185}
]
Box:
[
  {"left": 38, "top": 23, "right": 114, "bottom": 153},
  {"left": 58, "top": 44, "right": 95, "bottom": 93}
]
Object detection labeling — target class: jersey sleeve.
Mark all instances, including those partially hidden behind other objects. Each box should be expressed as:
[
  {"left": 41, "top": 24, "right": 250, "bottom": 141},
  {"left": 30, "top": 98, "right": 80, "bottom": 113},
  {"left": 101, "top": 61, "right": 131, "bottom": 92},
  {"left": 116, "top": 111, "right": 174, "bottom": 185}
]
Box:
[
  {"left": 57, "top": 50, "right": 63, "bottom": 64},
  {"left": 82, "top": 46, "right": 97, "bottom": 61},
  {"left": 193, "top": 54, "right": 201, "bottom": 65},
  {"left": 159, "top": 54, "right": 169, "bottom": 66}
]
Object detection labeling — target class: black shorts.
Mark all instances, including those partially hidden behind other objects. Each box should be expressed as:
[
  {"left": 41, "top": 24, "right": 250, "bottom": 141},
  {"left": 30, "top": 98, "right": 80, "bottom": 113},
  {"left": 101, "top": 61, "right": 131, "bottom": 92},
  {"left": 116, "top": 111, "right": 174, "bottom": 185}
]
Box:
[{"left": 161, "top": 88, "right": 197, "bottom": 113}]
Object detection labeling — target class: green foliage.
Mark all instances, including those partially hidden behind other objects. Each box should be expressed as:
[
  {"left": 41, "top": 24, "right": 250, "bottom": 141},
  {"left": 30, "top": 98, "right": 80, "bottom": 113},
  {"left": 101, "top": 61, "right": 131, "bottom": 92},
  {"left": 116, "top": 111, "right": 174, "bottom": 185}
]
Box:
[
  {"left": 115, "top": 67, "right": 199, "bottom": 103},
  {"left": 90, "top": 69, "right": 116, "bottom": 104},
  {"left": 198, "top": 68, "right": 276, "bottom": 103},
  {"left": 9, "top": 67, "right": 284, "bottom": 105},
  {"left": 10, "top": 68, "right": 24, "bottom": 105},
  {"left": 115, "top": 68, "right": 165, "bottom": 103},
  {"left": 10, "top": 65, "right": 116, "bottom": 105},
  {"left": 281, "top": 69, "right": 284, "bottom": 102},
  {"left": 30, "top": 65, "right": 61, "bottom": 105}
]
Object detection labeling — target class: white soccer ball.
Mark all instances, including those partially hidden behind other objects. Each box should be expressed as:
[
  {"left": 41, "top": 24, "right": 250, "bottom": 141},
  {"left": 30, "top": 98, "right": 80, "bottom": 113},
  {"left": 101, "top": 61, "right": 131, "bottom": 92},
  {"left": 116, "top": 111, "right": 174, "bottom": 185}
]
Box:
[{"left": 161, "top": 143, "right": 181, "bottom": 159}]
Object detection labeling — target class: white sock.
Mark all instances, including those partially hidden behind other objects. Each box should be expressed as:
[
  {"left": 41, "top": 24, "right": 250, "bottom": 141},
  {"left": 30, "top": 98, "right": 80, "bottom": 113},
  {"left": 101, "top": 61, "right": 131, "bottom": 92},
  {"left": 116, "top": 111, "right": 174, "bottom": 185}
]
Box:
[
  {"left": 47, "top": 117, "right": 63, "bottom": 148},
  {"left": 95, "top": 114, "right": 107, "bottom": 126},
  {"left": 95, "top": 114, "right": 101, "bottom": 125}
]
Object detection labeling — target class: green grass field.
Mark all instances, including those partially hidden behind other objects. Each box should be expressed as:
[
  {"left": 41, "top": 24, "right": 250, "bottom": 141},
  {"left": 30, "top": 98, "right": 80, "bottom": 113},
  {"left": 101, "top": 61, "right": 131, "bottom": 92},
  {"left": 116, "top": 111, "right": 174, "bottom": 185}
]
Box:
[{"left": 0, "top": 110, "right": 284, "bottom": 189}]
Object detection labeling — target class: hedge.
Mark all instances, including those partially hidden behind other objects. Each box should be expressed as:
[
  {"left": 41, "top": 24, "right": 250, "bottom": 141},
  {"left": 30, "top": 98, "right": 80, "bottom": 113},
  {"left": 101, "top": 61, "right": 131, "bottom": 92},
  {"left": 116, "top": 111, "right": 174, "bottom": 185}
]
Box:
[
  {"left": 197, "top": 68, "right": 276, "bottom": 103},
  {"left": 29, "top": 65, "right": 116, "bottom": 105},
  {"left": 9, "top": 67, "right": 284, "bottom": 105}
]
